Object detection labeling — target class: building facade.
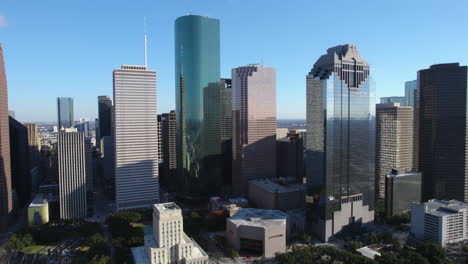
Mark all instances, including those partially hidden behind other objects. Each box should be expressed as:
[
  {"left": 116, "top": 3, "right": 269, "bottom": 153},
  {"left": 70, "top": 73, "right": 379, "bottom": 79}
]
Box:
[
  {"left": 0, "top": 43, "right": 12, "bottom": 232},
  {"left": 220, "top": 78, "right": 233, "bottom": 191},
  {"left": 418, "top": 63, "right": 468, "bottom": 201},
  {"left": 306, "top": 44, "right": 375, "bottom": 241},
  {"left": 276, "top": 130, "right": 304, "bottom": 183},
  {"left": 226, "top": 208, "right": 287, "bottom": 258},
  {"left": 25, "top": 123, "right": 41, "bottom": 169},
  {"left": 84, "top": 137, "right": 93, "bottom": 200},
  {"left": 411, "top": 199, "right": 468, "bottom": 246},
  {"left": 9, "top": 117, "right": 31, "bottom": 208},
  {"left": 380, "top": 96, "right": 406, "bottom": 105},
  {"left": 113, "top": 65, "right": 159, "bottom": 210},
  {"left": 58, "top": 131, "right": 87, "bottom": 219},
  {"left": 57, "top": 97, "right": 74, "bottom": 129},
  {"left": 248, "top": 178, "right": 306, "bottom": 211},
  {"left": 161, "top": 111, "right": 176, "bottom": 191},
  {"left": 405, "top": 80, "right": 417, "bottom": 107},
  {"left": 385, "top": 168, "right": 421, "bottom": 216},
  {"left": 175, "top": 15, "right": 222, "bottom": 198},
  {"left": 98, "top": 95, "right": 112, "bottom": 143},
  {"left": 232, "top": 66, "right": 277, "bottom": 196},
  {"left": 132, "top": 203, "right": 209, "bottom": 264},
  {"left": 157, "top": 115, "right": 163, "bottom": 164},
  {"left": 375, "top": 103, "right": 413, "bottom": 198}
]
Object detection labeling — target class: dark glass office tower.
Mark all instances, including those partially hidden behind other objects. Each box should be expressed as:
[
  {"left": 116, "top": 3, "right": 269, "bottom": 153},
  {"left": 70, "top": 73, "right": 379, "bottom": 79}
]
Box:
[
  {"left": 9, "top": 117, "right": 31, "bottom": 208},
  {"left": 306, "top": 44, "right": 375, "bottom": 241},
  {"left": 220, "top": 78, "right": 232, "bottom": 191},
  {"left": 57, "top": 97, "right": 74, "bottom": 129},
  {"left": 175, "top": 15, "right": 222, "bottom": 198},
  {"left": 0, "top": 43, "right": 12, "bottom": 232},
  {"left": 98, "top": 96, "right": 112, "bottom": 141},
  {"left": 418, "top": 63, "right": 468, "bottom": 202},
  {"left": 161, "top": 111, "right": 177, "bottom": 191}
]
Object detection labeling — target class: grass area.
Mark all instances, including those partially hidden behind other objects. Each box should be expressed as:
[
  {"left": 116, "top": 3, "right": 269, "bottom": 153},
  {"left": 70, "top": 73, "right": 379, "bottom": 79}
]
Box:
[
  {"left": 21, "top": 245, "right": 45, "bottom": 254},
  {"left": 131, "top": 223, "right": 145, "bottom": 228},
  {"left": 80, "top": 246, "right": 90, "bottom": 252}
]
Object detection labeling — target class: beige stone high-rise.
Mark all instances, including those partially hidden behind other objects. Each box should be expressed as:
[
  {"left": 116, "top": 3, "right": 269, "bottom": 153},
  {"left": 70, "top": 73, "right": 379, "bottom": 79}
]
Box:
[
  {"left": 232, "top": 66, "right": 276, "bottom": 196},
  {"left": 375, "top": 103, "right": 413, "bottom": 199},
  {"left": 25, "top": 123, "right": 41, "bottom": 169}
]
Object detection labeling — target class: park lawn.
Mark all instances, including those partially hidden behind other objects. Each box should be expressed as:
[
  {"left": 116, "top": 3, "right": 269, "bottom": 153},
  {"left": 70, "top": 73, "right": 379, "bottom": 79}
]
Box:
[
  {"left": 131, "top": 223, "right": 145, "bottom": 228},
  {"left": 21, "top": 245, "right": 45, "bottom": 254},
  {"left": 80, "top": 246, "right": 90, "bottom": 252}
]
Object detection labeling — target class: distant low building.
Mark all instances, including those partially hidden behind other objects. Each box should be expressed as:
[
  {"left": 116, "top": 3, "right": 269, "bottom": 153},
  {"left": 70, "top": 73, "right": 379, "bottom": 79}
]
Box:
[
  {"left": 385, "top": 168, "right": 421, "bottom": 216},
  {"left": 226, "top": 208, "right": 287, "bottom": 257},
  {"left": 248, "top": 178, "right": 306, "bottom": 211},
  {"left": 28, "top": 194, "right": 49, "bottom": 226},
  {"left": 132, "top": 202, "right": 209, "bottom": 264},
  {"left": 411, "top": 199, "right": 468, "bottom": 246}
]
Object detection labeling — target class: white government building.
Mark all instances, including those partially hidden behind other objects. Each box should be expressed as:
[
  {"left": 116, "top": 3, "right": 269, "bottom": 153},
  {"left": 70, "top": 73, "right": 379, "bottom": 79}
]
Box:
[
  {"left": 132, "top": 203, "right": 208, "bottom": 264},
  {"left": 411, "top": 199, "right": 468, "bottom": 246}
]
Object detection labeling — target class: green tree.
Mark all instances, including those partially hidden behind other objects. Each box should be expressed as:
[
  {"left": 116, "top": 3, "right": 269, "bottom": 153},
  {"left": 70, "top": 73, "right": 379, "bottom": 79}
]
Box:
[
  {"left": 275, "top": 252, "right": 296, "bottom": 264},
  {"left": 225, "top": 247, "right": 239, "bottom": 259},
  {"left": 376, "top": 251, "right": 399, "bottom": 264},
  {"left": 415, "top": 242, "right": 447, "bottom": 264},
  {"left": 89, "top": 255, "right": 110, "bottom": 264},
  {"left": 89, "top": 233, "right": 106, "bottom": 246},
  {"left": 347, "top": 241, "right": 363, "bottom": 251}
]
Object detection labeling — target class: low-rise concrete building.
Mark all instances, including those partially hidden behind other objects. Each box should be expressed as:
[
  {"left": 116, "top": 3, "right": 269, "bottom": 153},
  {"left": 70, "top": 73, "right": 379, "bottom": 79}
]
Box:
[
  {"left": 248, "top": 178, "right": 306, "bottom": 211},
  {"left": 28, "top": 194, "right": 49, "bottom": 226},
  {"left": 132, "top": 203, "right": 209, "bottom": 264},
  {"left": 226, "top": 208, "right": 287, "bottom": 257},
  {"left": 411, "top": 199, "right": 468, "bottom": 247}
]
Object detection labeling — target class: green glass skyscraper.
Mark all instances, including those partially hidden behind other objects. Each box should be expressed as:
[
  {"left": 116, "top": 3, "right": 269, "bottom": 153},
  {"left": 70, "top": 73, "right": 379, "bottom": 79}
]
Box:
[{"left": 175, "top": 15, "right": 222, "bottom": 198}]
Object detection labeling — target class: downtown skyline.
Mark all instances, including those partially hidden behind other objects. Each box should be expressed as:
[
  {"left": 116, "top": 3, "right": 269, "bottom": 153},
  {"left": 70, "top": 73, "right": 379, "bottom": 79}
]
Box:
[{"left": 1, "top": 0, "right": 468, "bottom": 122}]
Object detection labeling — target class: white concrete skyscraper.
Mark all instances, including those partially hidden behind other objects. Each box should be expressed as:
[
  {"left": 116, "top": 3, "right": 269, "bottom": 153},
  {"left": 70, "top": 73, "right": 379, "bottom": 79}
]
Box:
[
  {"left": 58, "top": 130, "right": 87, "bottom": 219},
  {"left": 113, "top": 65, "right": 159, "bottom": 210}
]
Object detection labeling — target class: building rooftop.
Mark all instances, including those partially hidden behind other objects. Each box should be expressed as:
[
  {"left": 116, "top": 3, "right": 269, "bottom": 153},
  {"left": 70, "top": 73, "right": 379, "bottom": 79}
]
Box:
[
  {"left": 29, "top": 194, "right": 48, "bottom": 208},
  {"left": 131, "top": 246, "right": 150, "bottom": 264},
  {"left": 229, "top": 208, "right": 288, "bottom": 228},
  {"left": 250, "top": 178, "right": 306, "bottom": 193},
  {"left": 154, "top": 202, "right": 181, "bottom": 212},
  {"left": 423, "top": 199, "right": 468, "bottom": 216}
]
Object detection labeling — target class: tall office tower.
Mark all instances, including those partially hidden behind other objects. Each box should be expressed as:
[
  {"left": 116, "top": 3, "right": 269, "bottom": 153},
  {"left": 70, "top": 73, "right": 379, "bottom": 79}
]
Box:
[
  {"left": 9, "top": 117, "right": 31, "bottom": 208},
  {"left": 306, "top": 44, "right": 375, "bottom": 241},
  {"left": 175, "top": 15, "right": 222, "bottom": 198},
  {"left": 25, "top": 123, "right": 42, "bottom": 168},
  {"left": 220, "top": 78, "right": 233, "bottom": 190},
  {"left": 0, "top": 43, "right": 12, "bottom": 232},
  {"left": 58, "top": 130, "right": 87, "bottom": 219},
  {"left": 276, "top": 130, "right": 304, "bottom": 183},
  {"left": 113, "top": 65, "right": 159, "bottom": 210},
  {"left": 405, "top": 80, "right": 417, "bottom": 107},
  {"left": 161, "top": 111, "right": 177, "bottom": 190},
  {"left": 419, "top": 63, "right": 468, "bottom": 202},
  {"left": 98, "top": 96, "right": 112, "bottom": 144},
  {"left": 157, "top": 115, "right": 163, "bottom": 164},
  {"left": 413, "top": 88, "right": 420, "bottom": 171},
  {"left": 84, "top": 137, "right": 93, "bottom": 199},
  {"left": 380, "top": 96, "right": 406, "bottom": 105},
  {"left": 375, "top": 103, "right": 413, "bottom": 199},
  {"left": 57, "top": 97, "right": 74, "bottom": 129},
  {"left": 232, "top": 65, "right": 277, "bottom": 196}
]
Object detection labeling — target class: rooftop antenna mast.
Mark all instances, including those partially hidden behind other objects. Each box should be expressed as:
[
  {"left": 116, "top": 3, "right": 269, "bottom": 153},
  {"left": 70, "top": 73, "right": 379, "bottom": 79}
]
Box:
[{"left": 144, "top": 16, "right": 147, "bottom": 67}]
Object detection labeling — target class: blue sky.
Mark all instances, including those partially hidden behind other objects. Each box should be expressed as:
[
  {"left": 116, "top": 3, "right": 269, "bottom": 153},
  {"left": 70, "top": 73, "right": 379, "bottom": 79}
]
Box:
[{"left": 1, "top": 0, "right": 468, "bottom": 122}]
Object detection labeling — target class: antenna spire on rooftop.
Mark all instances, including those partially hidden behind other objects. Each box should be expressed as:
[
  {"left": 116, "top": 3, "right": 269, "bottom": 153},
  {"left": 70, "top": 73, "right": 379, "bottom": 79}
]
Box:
[{"left": 144, "top": 16, "right": 147, "bottom": 67}]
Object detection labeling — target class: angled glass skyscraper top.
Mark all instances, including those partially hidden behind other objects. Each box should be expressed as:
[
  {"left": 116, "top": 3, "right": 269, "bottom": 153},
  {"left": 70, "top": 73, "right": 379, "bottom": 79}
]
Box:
[
  {"left": 57, "top": 97, "right": 74, "bottom": 129},
  {"left": 175, "top": 15, "right": 222, "bottom": 198},
  {"left": 306, "top": 44, "right": 376, "bottom": 241}
]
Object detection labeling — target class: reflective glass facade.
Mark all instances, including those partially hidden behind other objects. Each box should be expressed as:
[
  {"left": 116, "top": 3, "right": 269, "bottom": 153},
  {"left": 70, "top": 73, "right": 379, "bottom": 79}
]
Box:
[
  {"left": 57, "top": 97, "right": 74, "bottom": 129},
  {"left": 405, "top": 80, "right": 417, "bottom": 107},
  {"left": 306, "top": 44, "right": 375, "bottom": 241},
  {"left": 175, "top": 15, "right": 222, "bottom": 198}
]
